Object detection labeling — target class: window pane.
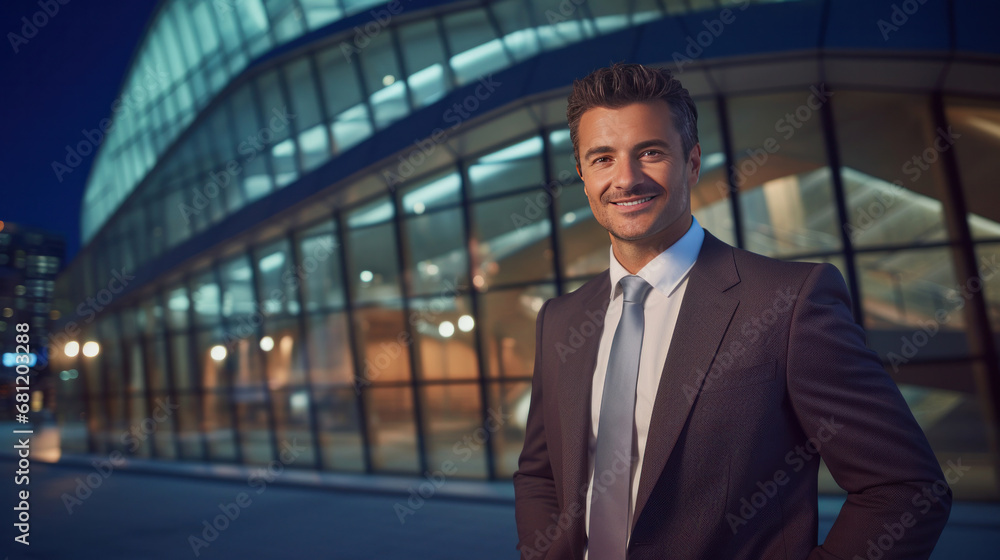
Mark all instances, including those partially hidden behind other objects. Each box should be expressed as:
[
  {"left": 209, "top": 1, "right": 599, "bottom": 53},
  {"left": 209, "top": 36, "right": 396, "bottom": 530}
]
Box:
[
  {"left": 421, "top": 383, "right": 486, "bottom": 478},
  {"left": 307, "top": 312, "right": 354, "bottom": 385},
  {"left": 298, "top": 226, "right": 345, "bottom": 311},
  {"left": 220, "top": 254, "right": 256, "bottom": 321},
  {"left": 191, "top": 271, "right": 221, "bottom": 326},
  {"left": 857, "top": 247, "right": 970, "bottom": 361},
  {"left": 692, "top": 98, "right": 735, "bottom": 245},
  {"left": 347, "top": 221, "right": 402, "bottom": 304},
  {"left": 316, "top": 45, "right": 373, "bottom": 153},
  {"left": 945, "top": 97, "right": 1000, "bottom": 240},
  {"left": 365, "top": 386, "right": 419, "bottom": 472},
  {"left": 490, "top": 0, "right": 540, "bottom": 62},
  {"left": 405, "top": 208, "right": 468, "bottom": 296},
  {"left": 488, "top": 380, "right": 530, "bottom": 477},
  {"left": 270, "top": 386, "right": 317, "bottom": 467},
  {"left": 976, "top": 243, "right": 1000, "bottom": 345},
  {"left": 165, "top": 286, "right": 190, "bottom": 331},
  {"left": 352, "top": 305, "right": 411, "bottom": 385},
  {"left": 262, "top": 317, "right": 307, "bottom": 387},
  {"left": 400, "top": 168, "right": 461, "bottom": 215},
  {"left": 443, "top": 9, "right": 511, "bottom": 86},
  {"left": 358, "top": 32, "right": 409, "bottom": 129},
  {"left": 409, "top": 295, "right": 478, "bottom": 380},
  {"left": 255, "top": 239, "right": 300, "bottom": 317},
  {"left": 835, "top": 92, "right": 951, "bottom": 247},
  {"left": 315, "top": 386, "right": 365, "bottom": 471},
  {"left": 477, "top": 284, "right": 555, "bottom": 378},
  {"left": 473, "top": 192, "right": 554, "bottom": 288},
  {"left": 398, "top": 21, "right": 450, "bottom": 108},
  {"left": 727, "top": 90, "right": 840, "bottom": 257},
  {"left": 257, "top": 70, "right": 298, "bottom": 186},
  {"left": 467, "top": 136, "right": 544, "bottom": 198}
]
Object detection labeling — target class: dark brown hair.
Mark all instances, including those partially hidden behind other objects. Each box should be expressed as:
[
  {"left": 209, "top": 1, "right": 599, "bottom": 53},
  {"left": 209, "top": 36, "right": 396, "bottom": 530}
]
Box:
[{"left": 566, "top": 62, "right": 699, "bottom": 167}]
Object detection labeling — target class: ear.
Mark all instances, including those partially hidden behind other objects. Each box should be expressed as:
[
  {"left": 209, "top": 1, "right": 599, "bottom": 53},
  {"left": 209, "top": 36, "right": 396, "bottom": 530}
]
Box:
[
  {"left": 687, "top": 143, "right": 702, "bottom": 185},
  {"left": 575, "top": 164, "right": 583, "bottom": 180}
]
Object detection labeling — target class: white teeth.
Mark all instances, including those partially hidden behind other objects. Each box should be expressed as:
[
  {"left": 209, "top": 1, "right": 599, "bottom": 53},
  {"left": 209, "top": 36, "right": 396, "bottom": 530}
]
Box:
[{"left": 615, "top": 197, "right": 652, "bottom": 207}]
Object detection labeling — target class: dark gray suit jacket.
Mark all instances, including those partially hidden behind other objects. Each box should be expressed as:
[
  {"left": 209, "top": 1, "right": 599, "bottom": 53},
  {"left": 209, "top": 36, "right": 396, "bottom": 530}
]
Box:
[{"left": 513, "top": 230, "right": 950, "bottom": 559}]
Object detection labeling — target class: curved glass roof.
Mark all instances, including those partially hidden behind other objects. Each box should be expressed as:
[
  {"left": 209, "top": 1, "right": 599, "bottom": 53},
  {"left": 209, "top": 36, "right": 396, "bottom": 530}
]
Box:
[{"left": 81, "top": 0, "right": 803, "bottom": 244}]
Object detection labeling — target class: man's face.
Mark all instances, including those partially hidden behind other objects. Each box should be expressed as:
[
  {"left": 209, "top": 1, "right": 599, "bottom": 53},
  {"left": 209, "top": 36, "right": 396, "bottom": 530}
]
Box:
[{"left": 575, "top": 100, "right": 700, "bottom": 245}]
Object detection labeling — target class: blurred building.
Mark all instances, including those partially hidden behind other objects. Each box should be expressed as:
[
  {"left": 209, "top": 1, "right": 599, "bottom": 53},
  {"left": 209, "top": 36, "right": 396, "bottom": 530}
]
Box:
[
  {"left": 53, "top": 0, "right": 1000, "bottom": 498},
  {"left": 0, "top": 221, "right": 64, "bottom": 418}
]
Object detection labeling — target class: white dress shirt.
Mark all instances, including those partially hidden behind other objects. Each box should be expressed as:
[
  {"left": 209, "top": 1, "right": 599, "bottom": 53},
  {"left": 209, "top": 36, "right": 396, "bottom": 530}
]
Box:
[{"left": 583, "top": 217, "right": 705, "bottom": 557}]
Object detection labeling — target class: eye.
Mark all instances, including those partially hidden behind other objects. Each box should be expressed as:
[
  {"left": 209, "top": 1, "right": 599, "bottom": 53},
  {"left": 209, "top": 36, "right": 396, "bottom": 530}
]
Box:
[
  {"left": 592, "top": 156, "right": 611, "bottom": 164},
  {"left": 640, "top": 149, "right": 663, "bottom": 157}
]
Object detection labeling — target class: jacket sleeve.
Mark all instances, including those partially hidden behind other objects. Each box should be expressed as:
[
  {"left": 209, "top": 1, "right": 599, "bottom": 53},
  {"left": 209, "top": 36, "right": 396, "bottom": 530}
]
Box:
[
  {"left": 786, "top": 264, "right": 951, "bottom": 560},
  {"left": 513, "top": 299, "right": 562, "bottom": 559}
]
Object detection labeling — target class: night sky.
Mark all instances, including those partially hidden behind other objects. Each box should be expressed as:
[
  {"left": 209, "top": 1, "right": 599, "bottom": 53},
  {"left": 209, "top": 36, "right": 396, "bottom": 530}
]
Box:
[{"left": 1, "top": 0, "right": 159, "bottom": 261}]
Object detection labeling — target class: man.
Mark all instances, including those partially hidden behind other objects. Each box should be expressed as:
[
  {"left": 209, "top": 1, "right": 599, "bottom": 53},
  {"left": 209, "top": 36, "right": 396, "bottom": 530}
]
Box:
[{"left": 513, "top": 63, "right": 950, "bottom": 560}]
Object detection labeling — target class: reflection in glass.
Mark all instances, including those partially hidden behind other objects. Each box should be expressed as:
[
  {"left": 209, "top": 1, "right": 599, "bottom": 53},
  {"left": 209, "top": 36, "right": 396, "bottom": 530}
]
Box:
[
  {"left": 347, "top": 220, "right": 402, "bottom": 304},
  {"left": 727, "top": 92, "right": 839, "bottom": 257},
  {"left": 472, "top": 193, "right": 554, "bottom": 288},
  {"left": 478, "top": 284, "right": 555, "bottom": 378},
  {"left": 489, "top": 380, "right": 531, "bottom": 477},
  {"left": 365, "top": 386, "right": 419, "bottom": 472},
  {"left": 315, "top": 386, "right": 365, "bottom": 471},
  {"left": 409, "top": 295, "right": 478, "bottom": 380},
  {"left": 421, "top": 384, "right": 486, "bottom": 478},
  {"left": 857, "top": 248, "right": 969, "bottom": 362},
  {"left": 835, "top": 92, "right": 951, "bottom": 247},
  {"left": 945, "top": 97, "right": 1000, "bottom": 240},
  {"left": 467, "top": 136, "right": 544, "bottom": 198},
  {"left": 405, "top": 208, "right": 468, "bottom": 296}
]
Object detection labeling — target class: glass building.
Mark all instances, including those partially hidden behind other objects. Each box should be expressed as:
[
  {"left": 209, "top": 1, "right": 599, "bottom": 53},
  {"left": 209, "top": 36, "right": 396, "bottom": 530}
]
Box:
[{"left": 53, "top": 0, "right": 1000, "bottom": 498}]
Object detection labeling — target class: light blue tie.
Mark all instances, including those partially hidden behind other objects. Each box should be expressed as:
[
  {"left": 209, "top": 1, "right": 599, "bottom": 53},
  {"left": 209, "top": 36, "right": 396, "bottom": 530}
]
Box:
[{"left": 589, "top": 275, "right": 653, "bottom": 559}]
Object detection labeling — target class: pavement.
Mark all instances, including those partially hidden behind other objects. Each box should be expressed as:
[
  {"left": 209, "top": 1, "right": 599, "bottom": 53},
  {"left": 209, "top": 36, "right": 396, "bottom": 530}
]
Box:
[{"left": 0, "top": 456, "right": 998, "bottom": 559}]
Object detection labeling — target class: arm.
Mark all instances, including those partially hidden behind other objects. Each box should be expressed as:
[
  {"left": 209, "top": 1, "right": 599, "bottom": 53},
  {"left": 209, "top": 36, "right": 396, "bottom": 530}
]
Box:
[
  {"left": 786, "top": 264, "right": 951, "bottom": 560},
  {"left": 513, "top": 299, "right": 561, "bottom": 559}
]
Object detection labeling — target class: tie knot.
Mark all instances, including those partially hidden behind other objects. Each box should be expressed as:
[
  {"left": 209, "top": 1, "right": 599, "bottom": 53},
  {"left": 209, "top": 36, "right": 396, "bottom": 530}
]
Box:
[{"left": 619, "top": 275, "right": 652, "bottom": 304}]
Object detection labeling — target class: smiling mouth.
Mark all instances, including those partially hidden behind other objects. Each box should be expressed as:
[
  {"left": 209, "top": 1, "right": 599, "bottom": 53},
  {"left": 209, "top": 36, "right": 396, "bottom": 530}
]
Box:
[{"left": 612, "top": 196, "right": 653, "bottom": 207}]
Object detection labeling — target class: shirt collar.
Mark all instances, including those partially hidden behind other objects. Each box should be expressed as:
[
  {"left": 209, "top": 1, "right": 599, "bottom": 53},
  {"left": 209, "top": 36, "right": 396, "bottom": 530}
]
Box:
[{"left": 608, "top": 216, "right": 705, "bottom": 301}]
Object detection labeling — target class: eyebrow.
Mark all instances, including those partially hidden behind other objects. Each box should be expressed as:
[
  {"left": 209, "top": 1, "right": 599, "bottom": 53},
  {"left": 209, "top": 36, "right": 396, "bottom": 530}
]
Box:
[{"left": 583, "top": 139, "right": 673, "bottom": 162}]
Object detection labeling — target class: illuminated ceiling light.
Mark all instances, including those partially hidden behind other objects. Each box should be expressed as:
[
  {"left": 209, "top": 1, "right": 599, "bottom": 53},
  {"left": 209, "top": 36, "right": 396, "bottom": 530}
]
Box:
[
  {"left": 64, "top": 341, "right": 80, "bottom": 358},
  {"left": 424, "top": 263, "right": 439, "bottom": 276},
  {"left": 413, "top": 202, "right": 425, "bottom": 214},
  {"left": 473, "top": 275, "right": 486, "bottom": 289},
  {"left": 457, "top": 315, "right": 475, "bottom": 332},
  {"left": 82, "top": 341, "right": 100, "bottom": 358},
  {"left": 360, "top": 270, "right": 374, "bottom": 282},
  {"left": 382, "top": 74, "right": 395, "bottom": 86},
  {"left": 210, "top": 345, "right": 227, "bottom": 361},
  {"left": 259, "top": 336, "right": 275, "bottom": 352},
  {"left": 563, "top": 212, "right": 576, "bottom": 224},
  {"left": 438, "top": 321, "right": 455, "bottom": 338}
]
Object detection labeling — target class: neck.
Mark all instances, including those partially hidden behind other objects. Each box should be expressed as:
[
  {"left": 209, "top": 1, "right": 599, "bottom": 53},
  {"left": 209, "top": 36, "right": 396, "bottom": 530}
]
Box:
[{"left": 611, "top": 214, "right": 693, "bottom": 274}]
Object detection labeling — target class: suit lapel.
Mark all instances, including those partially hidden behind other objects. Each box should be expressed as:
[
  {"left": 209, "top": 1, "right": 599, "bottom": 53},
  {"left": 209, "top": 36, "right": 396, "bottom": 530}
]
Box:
[{"left": 631, "top": 231, "right": 741, "bottom": 531}]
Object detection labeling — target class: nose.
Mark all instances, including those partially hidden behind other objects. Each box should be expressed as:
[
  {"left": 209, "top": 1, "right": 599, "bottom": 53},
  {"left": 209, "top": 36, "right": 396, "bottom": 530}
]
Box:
[{"left": 612, "top": 157, "right": 643, "bottom": 192}]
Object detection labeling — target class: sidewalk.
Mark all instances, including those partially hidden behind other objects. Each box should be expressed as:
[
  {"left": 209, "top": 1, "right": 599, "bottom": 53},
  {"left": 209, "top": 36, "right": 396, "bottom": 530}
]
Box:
[{"left": 1, "top": 455, "right": 997, "bottom": 559}]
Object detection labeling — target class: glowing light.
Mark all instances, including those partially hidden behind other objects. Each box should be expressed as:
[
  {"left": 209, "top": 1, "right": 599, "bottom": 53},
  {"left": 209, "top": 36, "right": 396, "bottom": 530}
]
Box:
[
  {"left": 438, "top": 321, "right": 455, "bottom": 338},
  {"left": 82, "top": 341, "right": 100, "bottom": 358},
  {"left": 210, "top": 345, "right": 227, "bottom": 361},
  {"left": 259, "top": 336, "right": 274, "bottom": 352},
  {"left": 413, "top": 202, "right": 425, "bottom": 214},
  {"left": 382, "top": 74, "right": 396, "bottom": 86},
  {"left": 64, "top": 341, "right": 80, "bottom": 358},
  {"left": 457, "top": 315, "right": 475, "bottom": 332},
  {"left": 360, "top": 270, "right": 374, "bottom": 282}
]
